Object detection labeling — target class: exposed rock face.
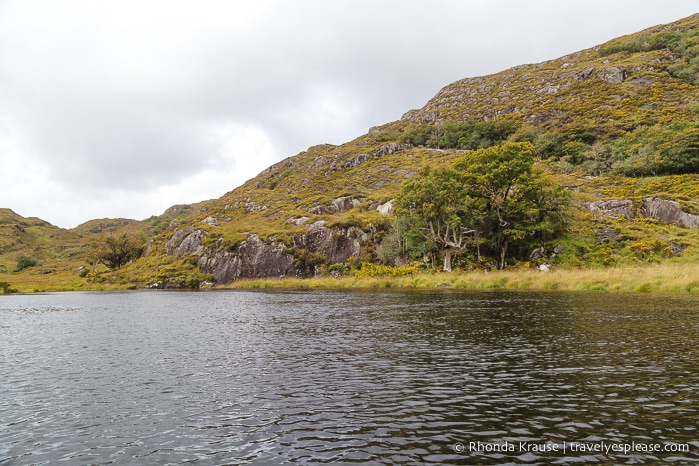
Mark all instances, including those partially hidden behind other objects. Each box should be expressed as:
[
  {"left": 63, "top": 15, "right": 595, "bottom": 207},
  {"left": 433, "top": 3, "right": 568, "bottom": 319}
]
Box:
[
  {"left": 331, "top": 196, "right": 360, "bottom": 213},
  {"left": 197, "top": 249, "right": 239, "bottom": 283},
  {"left": 287, "top": 216, "right": 311, "bottom": 226},
  {"left": 181, "top": 220, "right": 369, "bottom": 284},
  {"left": 339, "top": 143, "right": 412, "bottom": 170},
  {"left": 308, "top": 196, "right": 360, "bottom": 215},
  {"left": 202, "top": 216, "right": 218, "bottom": 227},
  {"left": 598, "top": 67, "right": 629, "bottom": 84},
  {"left": 245, "top": 201, "right": 268, "bottom": 213},
  {"left": 237, "top": 235, "right": 296, "bottom": 277},
  {"left": 641, "top": 198, "right": 699, "bottom": 227},
  {"left": 196, "top": 235, "right": 296, "bottom": 282},
  {"left": 372, "top": 142, "right": 411, "bottom": 157},
  {"left": 166, "top": 228, "right": 207, "bottom": 256},
  {"left": 293, "top": 221, "right": 363, "bottom": 265},
  {"left": 582, "top": 198, "right": 699, "bottom": 227},
  {"left": 377, "top": 200, "right": 394, "bottom": 216},
  {"left": 582, "top": 199, "right": 635, "bottom": 218},
  {"left": 343, "top": 153, "right": 371, "bottom": 169}
]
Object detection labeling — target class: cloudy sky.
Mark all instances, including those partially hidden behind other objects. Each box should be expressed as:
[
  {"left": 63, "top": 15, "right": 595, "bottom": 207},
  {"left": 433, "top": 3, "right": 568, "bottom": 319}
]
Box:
[{"left": 1, "top": 1, "right": 697, "bottom": 228}]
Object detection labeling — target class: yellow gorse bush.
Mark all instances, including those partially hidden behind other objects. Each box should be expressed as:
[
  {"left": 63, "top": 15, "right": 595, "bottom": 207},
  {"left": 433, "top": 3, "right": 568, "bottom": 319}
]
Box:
[{"left": 354, "top": 262, "right": 418, "bottom": 278}]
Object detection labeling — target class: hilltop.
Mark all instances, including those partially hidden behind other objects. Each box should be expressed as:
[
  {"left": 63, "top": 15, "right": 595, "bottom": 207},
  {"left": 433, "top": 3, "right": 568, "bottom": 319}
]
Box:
[{"left": 3, "top": 14, "right": 699, "bottom": 292}]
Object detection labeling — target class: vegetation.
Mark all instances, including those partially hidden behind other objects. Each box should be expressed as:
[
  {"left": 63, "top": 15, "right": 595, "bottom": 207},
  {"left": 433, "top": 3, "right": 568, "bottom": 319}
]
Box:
[
  {"left": 14, "top": 256, "right": 38, "bottom": 272},
  {"left": 0, "top": 280, "right": 16, "bottom": 294},
  {"left": 224, "top": 263, "right": 699, "bottom": 293},
  {"left": 396, "top": 142, "right": 570, "bottom": 270},
  {"left": 2, "top": 15, "right": 699, "bottom": 292},
  {"left": 91, "top": 232, "right": 145, "bottom": 269}
]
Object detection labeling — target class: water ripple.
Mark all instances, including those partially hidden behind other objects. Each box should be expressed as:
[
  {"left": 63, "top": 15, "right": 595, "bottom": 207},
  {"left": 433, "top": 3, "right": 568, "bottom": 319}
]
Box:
[{"left": 1, "top": 290, "right": 698, "bottom": 464}]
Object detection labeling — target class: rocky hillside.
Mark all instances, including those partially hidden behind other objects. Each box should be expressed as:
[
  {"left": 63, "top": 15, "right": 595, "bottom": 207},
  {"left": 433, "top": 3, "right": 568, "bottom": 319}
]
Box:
[{"left": 3, "top": 14, "right": 699, "bottom": 291}]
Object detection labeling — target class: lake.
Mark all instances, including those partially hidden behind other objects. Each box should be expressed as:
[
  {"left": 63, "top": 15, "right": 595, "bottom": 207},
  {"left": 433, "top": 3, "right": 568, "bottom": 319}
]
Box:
[{"left": 1, "top": 290, "right": 697, "bottom": 464}]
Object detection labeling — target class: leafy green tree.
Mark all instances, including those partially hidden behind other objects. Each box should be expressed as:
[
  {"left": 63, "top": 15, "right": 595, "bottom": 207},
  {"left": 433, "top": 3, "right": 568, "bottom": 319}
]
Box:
[
  {"left": 395, "top": 165, "right": 481, "bottom": 271},
  {"left": 376, "top": 216, "right": 435, "bottom": 266},
  {"left": 454, "top": 142, "right": 542, "bottom": 268},
  {"left": 93, "top": 233, "right": 144, "bottom": 269},
  {"left": 396, "top": 142, "right": 570, "bottom": 270},
  {"left": 399, "top": 124, "right": 436, "bottom": 146}
]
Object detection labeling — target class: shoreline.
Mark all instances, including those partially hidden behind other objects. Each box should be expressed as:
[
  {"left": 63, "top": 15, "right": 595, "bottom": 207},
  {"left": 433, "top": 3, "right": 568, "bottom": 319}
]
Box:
[
  {"left": 224, "top": 263, "right": 699, "bottom": 293},
  {"left": 2, "top": 263, "right": 699, "bottom": 294}
]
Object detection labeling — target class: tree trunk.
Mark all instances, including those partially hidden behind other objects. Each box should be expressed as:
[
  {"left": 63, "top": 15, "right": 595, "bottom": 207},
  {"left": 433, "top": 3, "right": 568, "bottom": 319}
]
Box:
[
  {"left": 475, "top": 234, "right": 481, "bottom": 262},
  {"left": 499, "top": 241, "right": 508, "bottom": 269},
  {"left": 443, "top": 249, "right": 453, "bottom": 272}
]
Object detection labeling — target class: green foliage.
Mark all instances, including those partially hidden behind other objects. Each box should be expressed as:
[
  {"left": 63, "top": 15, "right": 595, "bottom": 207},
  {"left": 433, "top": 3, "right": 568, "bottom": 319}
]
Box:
[
  {"left": 395, "top": 163, "right": 478, "bottom": 271},
  {"left": 399, "top": 124, "right": 438, "bottom": 147},
  {"left": 291, "top": 248, "right": 327, "bottom": 272},
  {"left": 14, "top": 256, "right": 38, "bottom": 272},
  {"left": 93, "top": 233, "right": 144, "bottom": 269},
  {"left": 611, "top": 121, "right": 699, "bottom": 176},
  {"left": 327, "top": 262, "right": 350, "bottom": 276},
  {"left": 396, "top": 142, "right": 571, "bottom": 270},
  {"left": 397, "top": 119, "right": 519, "bottom": 150},
  {"left": 439, "top": 119, "right": 518, "bottom": 149},
  {"left": 354, "top": 262, "right": 417, "bottom": 278},
  {"left": 629, "top": 240, "right": 673, "bottom": 261},
  {"left": 377, "top": 216, "right": 434, "bottom": 265},
  {"left": 0, "top": 280, "right": 17, "bottom": 294}
]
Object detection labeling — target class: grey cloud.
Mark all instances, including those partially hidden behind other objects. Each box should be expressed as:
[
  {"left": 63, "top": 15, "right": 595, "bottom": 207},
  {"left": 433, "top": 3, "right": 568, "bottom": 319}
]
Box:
[{"left": 1, "top": 0, "right": 698, "bottom": 227}]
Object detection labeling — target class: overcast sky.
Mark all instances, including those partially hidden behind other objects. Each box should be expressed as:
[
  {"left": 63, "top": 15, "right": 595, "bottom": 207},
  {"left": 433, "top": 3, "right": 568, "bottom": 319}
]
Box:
[{"left": 1, "top": 1, "right": 697, "bottom": 228}]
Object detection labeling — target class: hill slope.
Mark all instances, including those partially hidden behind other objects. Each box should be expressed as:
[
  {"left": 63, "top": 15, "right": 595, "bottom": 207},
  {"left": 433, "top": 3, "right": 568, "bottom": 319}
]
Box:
[{"left": 3, "top": 14, "right": 699, "bottom": 291}]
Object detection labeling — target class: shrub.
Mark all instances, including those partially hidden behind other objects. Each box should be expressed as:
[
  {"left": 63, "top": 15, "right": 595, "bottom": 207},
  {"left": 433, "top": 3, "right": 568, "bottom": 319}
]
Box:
[
  {"left": 354, "top": 262, "right": 417, "bottom": 278},
  {"left": 0, "top": 281, "right": 16, "bottom": 294},
  {"left": 14, "top": 256, "right": 38, "bottom": 272},
  {"left": 328, "top": 263, "right": 350, "bottom": 275},
  {"left": 630, "top": 240, "right": 673, "bottom": 261},
  {"left": 291, "top": 248, "right": 327, "bottom": 272}
]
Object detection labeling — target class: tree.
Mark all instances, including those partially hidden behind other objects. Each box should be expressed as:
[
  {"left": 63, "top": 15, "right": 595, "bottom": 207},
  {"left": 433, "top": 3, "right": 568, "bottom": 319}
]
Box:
[
  {"left": 376, "top": 216, "right": 436, "bottom": 266},
  {"left": 455, "top": 142, "right": 543, "bottom": 269},
  {"left": 92, "top": 233, "right": 144, "bottom": 269},
  {"left": 396, "top": 142, "right": 570, "bottom": 270},
  {"left": 395, "top": 166, "right": 481, "bottom": 271}
]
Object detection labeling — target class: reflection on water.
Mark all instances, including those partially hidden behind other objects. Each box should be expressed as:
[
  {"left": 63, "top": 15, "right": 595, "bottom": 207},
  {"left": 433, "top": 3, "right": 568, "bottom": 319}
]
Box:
[{"left": 1, "top": 290, "right": 697, "bottom": 464}]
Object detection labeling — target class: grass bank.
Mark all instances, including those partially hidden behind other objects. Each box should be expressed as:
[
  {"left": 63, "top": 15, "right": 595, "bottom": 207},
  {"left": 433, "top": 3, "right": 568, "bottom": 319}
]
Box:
[
  {"left": 2, "top": 264, "right": 699, "bottom": 294},
  {"left": 225, "top": 263, "right": 699, "bottom": 293}
]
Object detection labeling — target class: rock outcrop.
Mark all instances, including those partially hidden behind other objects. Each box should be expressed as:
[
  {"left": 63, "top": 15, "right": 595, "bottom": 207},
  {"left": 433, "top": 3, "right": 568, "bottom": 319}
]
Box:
[
  {"left": 376, "top": 200, "right": 394, "bottom": 216},
  {"left": 166, "top": 228, "right": 207, "bottom": 256},
  {"left": 597, "top": 66, "right": 629, "bottom": 84},
  {"left": 196, "top": 235, "right": 297, "bottom": 283},
  {"left": 582, "top": 197, "right": 699, "bottom": 227},
  {"left": 293, "top": 221, "right": 363, "bottom": 265},
  {"left": 641, "top": 198, "right": 699, "bottom": 228},
  {"left": 170, "top": 219, "right": 370, "bottom": 284},
  {"left": 582, "top": 199, "right": 635, "bottom": 218},
  {"left": 308, "top": 196, "right": 360, "bottom": 215}
]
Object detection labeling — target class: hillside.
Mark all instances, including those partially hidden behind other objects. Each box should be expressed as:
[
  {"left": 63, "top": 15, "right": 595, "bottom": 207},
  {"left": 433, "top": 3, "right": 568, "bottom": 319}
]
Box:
[{"left": 3, "top": 14, "right": 699, "bottom": 291}]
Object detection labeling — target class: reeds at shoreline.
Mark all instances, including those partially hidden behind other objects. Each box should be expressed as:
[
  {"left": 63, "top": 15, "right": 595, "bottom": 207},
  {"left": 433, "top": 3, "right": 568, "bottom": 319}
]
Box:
[
  {"left": 3, "top": 263, "right": 699, "bottom": 293},
  {"left": 224, "top": 263, "right": 699, "bottom": 293}
]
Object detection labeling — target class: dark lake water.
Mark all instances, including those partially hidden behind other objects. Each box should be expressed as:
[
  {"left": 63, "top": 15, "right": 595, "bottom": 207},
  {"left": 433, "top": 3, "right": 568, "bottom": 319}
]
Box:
[{"left": 1, "top": 290, "right": 698, "bottom": 465}]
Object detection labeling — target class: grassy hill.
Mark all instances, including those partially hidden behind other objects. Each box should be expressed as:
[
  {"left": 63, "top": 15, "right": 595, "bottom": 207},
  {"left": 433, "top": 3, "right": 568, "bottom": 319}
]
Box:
[{"left": 3, "top": 14, "right": 699, "bottom": 292}]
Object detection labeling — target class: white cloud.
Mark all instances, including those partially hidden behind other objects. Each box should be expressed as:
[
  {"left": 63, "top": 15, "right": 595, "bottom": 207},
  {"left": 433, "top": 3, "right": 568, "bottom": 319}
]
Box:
[{"left": 0, "top": 0, "right": 698, "bottom": 227}]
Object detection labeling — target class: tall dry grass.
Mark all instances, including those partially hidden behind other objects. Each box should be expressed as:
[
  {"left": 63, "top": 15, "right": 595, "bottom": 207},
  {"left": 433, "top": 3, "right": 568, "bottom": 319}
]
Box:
[
  {"left": 3, "top": 264, "right": 698, "bottom": 293},
  {"left": 227, "top": 264, "right": 699, "bottom": 293}
]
